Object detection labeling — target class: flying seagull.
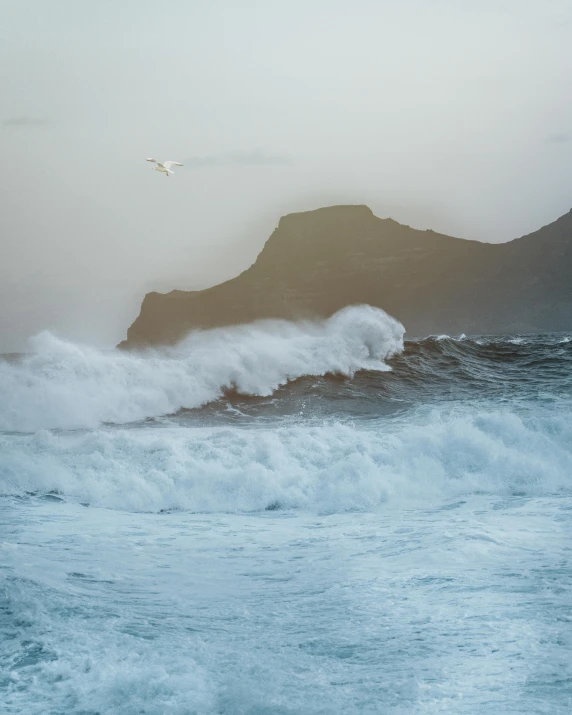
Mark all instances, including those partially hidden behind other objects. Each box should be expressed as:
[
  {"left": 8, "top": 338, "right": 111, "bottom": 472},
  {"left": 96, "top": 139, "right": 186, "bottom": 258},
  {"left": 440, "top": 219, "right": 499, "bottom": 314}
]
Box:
[{"left": 146, "top": 158, "right": 183, "bottom": 177}]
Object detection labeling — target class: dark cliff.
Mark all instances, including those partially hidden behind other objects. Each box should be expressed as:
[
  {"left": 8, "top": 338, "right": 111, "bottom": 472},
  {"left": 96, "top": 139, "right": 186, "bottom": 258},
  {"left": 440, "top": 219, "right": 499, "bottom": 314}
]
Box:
[{"left": 119, "top": 204, "right": 572, "bottom": 348}]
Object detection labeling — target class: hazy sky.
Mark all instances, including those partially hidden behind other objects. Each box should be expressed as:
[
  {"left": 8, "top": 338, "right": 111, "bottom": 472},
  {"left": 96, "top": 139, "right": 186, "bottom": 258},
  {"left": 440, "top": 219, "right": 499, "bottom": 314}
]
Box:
[{"left": 1, "top": 0, "right": 571, "bottom": 351}]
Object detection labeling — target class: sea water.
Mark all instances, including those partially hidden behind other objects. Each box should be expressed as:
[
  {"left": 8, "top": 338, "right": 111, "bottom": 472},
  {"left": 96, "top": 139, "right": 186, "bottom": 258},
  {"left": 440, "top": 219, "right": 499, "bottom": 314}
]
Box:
[{"left": 1, "top": 306, "right": 571, "bottom": 714}]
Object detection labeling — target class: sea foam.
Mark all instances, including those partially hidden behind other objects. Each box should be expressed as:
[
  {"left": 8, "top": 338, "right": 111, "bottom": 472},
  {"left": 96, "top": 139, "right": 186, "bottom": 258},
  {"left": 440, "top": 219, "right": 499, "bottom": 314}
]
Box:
[{"left": 2, "top": 408, "right": 571, "bottom": 512}]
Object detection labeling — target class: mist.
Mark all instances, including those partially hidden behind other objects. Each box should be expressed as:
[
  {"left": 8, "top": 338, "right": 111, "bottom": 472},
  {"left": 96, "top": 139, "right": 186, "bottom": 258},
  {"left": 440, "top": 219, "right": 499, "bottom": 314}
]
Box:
[{"left": 1, "top": 0, "right": 571, "bottom": 351}]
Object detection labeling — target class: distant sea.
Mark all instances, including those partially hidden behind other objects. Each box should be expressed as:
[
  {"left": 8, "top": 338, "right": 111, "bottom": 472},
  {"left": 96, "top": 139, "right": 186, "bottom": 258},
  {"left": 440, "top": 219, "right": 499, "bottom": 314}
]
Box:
[{"left": 1, "top": 305, "right": 571, "bottom": 714}]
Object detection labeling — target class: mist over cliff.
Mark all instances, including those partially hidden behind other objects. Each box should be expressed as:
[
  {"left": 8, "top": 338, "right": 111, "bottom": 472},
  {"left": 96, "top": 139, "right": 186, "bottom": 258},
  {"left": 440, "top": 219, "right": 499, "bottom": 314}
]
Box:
[{"left": 119, "top": 205, "right": 572, "bottom": 348}]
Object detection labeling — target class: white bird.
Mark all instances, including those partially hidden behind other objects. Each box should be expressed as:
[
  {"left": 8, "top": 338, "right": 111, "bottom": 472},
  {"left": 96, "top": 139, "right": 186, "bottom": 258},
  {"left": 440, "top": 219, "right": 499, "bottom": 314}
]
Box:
[{"left": 146, "top": 158, "right": 183, "bottom": 177}]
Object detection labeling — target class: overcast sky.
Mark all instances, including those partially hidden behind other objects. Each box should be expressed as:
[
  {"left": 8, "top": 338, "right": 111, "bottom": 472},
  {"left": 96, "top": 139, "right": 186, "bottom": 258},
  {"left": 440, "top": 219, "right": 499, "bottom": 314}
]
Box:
[{"left": 1, "top": 0, "right": 571, "bottom": 351}]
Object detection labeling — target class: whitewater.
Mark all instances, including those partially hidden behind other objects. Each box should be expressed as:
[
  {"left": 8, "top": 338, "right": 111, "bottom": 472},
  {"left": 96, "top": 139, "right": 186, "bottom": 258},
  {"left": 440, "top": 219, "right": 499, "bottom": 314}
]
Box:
[{"left": 1, "top": 305, "right": 571, "bottom": 714}]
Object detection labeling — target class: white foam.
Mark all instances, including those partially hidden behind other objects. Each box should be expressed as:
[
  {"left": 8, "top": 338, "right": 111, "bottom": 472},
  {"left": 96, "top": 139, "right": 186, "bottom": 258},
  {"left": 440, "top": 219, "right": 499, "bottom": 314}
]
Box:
[
  {"left": 2, "top": 407, "right": 571, "bottom": 512},
  {"left": 0, "top": 305, "right": 404, "bottom": 433}
]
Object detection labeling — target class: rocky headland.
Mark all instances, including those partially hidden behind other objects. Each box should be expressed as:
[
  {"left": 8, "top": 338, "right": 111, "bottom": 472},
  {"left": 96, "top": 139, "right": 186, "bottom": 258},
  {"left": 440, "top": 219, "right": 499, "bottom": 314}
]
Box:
[{"left": 119, "top": 204, "right": 572, "bottom": 347}]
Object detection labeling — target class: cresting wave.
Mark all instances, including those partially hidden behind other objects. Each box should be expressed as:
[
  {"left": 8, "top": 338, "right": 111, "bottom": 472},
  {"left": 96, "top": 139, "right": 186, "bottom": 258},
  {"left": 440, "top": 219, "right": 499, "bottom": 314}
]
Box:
[
  {"left": 0, "top": 305, "right": 404, "bottom": 433},
  {"left": 2, "top": 307, "right": 571, "bottom": 513},
  {"left": 2, "top": 409, "right": 571, "bottom": 512}
]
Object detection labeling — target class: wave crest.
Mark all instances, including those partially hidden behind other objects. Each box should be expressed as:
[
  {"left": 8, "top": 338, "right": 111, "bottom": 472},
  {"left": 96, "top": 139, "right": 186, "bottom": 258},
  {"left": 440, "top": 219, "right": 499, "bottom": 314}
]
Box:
[{"left": 0, "top": 305, "right": 404, "bottom": 432}]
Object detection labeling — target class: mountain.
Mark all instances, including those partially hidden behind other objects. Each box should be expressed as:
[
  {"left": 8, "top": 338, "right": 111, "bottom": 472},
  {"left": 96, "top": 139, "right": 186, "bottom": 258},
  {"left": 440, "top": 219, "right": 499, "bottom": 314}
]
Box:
[{"left": 118, "top": 205, "right": 572, "bottom": 347}]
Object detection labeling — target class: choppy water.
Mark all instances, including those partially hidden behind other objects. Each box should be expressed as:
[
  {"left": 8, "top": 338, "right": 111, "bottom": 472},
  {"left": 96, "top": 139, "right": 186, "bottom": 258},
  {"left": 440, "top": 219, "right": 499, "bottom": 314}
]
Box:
[{"left": 1, "top": 306, "right": 571, "bottom": 714}]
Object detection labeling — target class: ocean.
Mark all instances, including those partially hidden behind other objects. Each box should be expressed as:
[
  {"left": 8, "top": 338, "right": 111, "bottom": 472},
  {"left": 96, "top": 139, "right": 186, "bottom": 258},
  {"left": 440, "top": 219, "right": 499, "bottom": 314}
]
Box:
[{"left": 1, "top": 305, "right": 571, "bottom": 714}]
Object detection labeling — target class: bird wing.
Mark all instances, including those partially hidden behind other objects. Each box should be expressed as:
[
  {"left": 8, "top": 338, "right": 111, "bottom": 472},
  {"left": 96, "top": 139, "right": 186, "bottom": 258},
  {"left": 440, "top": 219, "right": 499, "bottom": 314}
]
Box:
[
  {"left": 163, "top": 161, "right": 183, "bottom": 169},
  {"left": 146, "top": 158, "right": 158, "bottom": 163}
]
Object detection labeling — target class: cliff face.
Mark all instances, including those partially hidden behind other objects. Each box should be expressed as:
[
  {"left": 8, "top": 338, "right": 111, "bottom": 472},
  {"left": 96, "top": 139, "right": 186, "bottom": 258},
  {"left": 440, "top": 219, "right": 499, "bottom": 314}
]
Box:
[{"left": 119, "top": 205, "right": 572, "bottom": 348}]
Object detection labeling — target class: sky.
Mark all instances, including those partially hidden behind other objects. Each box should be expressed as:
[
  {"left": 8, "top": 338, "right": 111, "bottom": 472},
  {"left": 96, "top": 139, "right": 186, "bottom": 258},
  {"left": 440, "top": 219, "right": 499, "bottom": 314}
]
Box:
[{"left": 1, "top": 0, "right": 571, "bottom": 352}]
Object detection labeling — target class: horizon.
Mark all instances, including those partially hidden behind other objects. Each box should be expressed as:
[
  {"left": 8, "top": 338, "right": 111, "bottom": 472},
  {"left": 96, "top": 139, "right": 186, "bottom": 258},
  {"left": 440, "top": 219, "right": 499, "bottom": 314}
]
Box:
[{"left": 2, "top": 199, "right": 571, "bottom": 354}]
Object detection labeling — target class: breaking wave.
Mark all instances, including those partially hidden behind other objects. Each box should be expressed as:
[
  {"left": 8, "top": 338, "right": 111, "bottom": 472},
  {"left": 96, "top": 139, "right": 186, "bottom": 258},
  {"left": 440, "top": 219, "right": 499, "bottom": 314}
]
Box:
[
  {"left": 1, "top": 307, "right": 571, "bottom": 513},
  {"left": 2, "top": 408, "right": 571, "bottom": 512},
  {"left": 0, "top": 306, "right": 404, "bottom": 433}
]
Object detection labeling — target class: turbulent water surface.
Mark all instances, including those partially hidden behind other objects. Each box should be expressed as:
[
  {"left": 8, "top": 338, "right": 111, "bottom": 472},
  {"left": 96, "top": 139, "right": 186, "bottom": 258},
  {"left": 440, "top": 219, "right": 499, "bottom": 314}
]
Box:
[{"left": 1, "top": 306, "right": 571, "bottom": 714}]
